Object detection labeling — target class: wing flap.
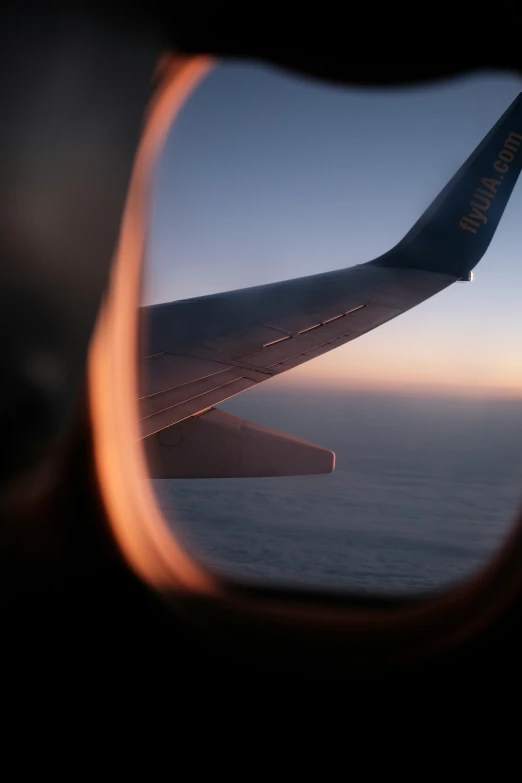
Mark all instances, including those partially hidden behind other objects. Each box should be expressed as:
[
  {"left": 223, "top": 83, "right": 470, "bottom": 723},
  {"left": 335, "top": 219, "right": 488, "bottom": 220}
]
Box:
[
  {"left": 144, "top": 407, "right": 335, "bottom": 478},
  {"left": 140, "top": 352, "right": 234, "bottom": 398},
  {"left": 139, "top": 376, "right": 257, "bottom": 439},
  {"left": 139, "top": 366, "right": 246, "bottom": 419}
]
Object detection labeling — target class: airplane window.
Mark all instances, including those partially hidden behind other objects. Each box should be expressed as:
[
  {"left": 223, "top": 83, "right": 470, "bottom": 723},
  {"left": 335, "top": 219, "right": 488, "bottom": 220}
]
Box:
[{"left": 139, "top": 62, "right": 522, "bottom": 595}]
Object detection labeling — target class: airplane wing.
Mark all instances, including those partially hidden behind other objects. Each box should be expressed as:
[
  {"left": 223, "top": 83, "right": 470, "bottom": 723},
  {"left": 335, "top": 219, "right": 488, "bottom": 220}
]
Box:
[{"left": 140, "top": 92, "right": 522, "bottom": 478}]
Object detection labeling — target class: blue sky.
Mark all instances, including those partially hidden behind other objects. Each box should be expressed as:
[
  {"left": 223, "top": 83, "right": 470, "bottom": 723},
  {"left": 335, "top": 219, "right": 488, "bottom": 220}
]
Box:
[{"left": 144, "top": 63, "right": 522, "bottom": 396}]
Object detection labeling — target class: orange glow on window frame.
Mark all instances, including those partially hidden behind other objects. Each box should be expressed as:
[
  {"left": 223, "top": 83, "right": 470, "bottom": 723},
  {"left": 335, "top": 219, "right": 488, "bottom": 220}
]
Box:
[{"left": 89, "top": 55, "right": 219, "bottom": 594}]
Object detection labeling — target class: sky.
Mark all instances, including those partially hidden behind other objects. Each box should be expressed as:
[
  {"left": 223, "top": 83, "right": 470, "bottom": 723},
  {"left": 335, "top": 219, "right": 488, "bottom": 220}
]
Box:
[{"left": 143, "top": 63, "right": 522, "bottom": 398}]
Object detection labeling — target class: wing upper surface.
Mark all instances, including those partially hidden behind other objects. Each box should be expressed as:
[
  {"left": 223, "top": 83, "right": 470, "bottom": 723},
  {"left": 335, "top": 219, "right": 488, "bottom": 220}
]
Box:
[{"left": 138, "top": 264, "right": 456, "bottom": 439}]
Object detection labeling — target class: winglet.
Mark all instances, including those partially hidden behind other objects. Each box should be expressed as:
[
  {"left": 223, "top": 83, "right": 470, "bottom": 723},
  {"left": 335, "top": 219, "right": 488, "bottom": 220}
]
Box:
[{"left": 372, "top": 93, "right": 522, "bottom": 278}]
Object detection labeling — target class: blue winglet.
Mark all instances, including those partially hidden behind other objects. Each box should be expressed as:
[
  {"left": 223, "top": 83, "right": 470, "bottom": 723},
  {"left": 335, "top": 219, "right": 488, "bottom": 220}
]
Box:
[{"left": 371, "top": 93, "right": 522, "bottom": 278}]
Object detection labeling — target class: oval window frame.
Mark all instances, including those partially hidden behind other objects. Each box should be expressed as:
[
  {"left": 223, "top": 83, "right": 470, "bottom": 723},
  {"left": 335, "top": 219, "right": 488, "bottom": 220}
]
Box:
[{"left": 88, "top": 54, "right": 522, "bottom": 670}]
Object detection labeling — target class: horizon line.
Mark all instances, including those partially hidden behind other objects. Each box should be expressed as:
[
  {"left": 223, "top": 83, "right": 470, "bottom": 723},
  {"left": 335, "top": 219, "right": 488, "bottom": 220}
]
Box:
[{"left": 254, "top": 376, "right": 522, "bottom": 401}]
